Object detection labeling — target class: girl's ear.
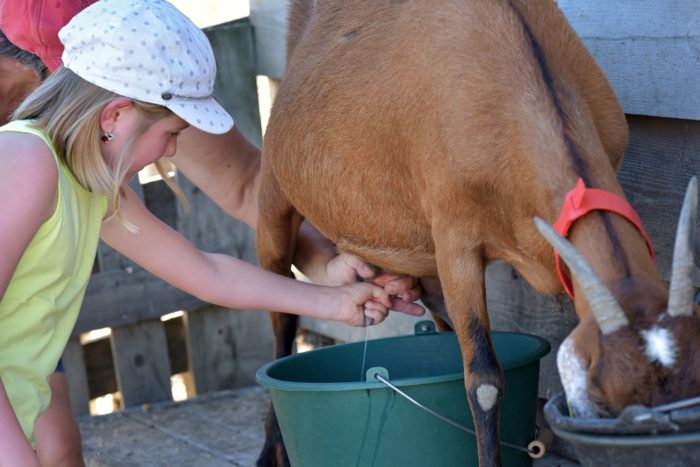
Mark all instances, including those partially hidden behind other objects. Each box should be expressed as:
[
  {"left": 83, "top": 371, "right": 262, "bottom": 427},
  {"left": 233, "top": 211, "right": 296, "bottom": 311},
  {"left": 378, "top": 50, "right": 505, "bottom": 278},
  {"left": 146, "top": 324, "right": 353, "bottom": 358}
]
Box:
[{"left": 99, "top": 98, "right": 134, "bottom": 133}]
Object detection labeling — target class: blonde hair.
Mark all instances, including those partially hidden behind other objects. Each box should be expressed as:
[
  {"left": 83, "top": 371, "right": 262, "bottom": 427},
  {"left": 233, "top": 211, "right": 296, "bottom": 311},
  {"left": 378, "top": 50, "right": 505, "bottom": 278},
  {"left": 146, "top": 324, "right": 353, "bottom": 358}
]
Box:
[{"left": 12, "top": 67, "right": 188, "bottom": 227}]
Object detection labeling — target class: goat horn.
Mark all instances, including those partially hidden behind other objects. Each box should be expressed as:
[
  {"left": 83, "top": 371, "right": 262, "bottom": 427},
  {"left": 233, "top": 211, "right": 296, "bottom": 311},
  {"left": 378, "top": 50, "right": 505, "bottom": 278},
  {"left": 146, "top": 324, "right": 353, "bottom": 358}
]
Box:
[
  {"left": 668, "top": 176, "right": 698, "bottom": 317},
  {"left": 534, "top": 217, "right": 629, "bottom": 334}
]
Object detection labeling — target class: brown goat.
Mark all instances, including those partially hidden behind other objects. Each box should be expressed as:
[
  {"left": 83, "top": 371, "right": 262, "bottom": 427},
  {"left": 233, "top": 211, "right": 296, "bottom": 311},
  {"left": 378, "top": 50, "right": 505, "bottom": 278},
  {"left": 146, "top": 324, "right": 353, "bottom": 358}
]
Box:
[{"left": 256, "top": 0, "right": 700, "bottom": 466}]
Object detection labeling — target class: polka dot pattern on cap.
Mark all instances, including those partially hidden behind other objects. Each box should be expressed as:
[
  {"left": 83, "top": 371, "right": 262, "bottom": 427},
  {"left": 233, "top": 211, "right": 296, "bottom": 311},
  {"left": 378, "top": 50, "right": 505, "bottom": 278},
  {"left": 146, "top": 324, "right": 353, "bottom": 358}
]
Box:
[{"left": 59, "top": 0, "right": 233, "bottom": 134}]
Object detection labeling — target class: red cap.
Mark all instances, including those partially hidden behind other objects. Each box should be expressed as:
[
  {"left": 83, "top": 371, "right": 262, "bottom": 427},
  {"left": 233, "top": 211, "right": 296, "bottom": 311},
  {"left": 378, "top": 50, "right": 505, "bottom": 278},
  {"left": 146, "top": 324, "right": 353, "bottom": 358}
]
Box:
[{"left": 0, "top": 0, "right": 96, "bottom": 72}]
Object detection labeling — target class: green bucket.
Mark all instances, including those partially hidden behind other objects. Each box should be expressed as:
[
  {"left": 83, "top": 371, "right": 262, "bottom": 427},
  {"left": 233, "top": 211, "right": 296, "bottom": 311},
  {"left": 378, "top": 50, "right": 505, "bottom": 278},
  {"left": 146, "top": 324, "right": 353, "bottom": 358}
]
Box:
[{"left": 256, "top": 321, "right": 550, "bottom": 467}]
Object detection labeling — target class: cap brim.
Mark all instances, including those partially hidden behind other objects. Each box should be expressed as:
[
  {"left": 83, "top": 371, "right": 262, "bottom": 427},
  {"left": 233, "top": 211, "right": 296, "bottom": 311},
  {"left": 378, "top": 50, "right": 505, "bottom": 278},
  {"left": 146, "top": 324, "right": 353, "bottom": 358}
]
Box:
[{"left": 167, "top": 98, "right": 234, "bottom": 135}]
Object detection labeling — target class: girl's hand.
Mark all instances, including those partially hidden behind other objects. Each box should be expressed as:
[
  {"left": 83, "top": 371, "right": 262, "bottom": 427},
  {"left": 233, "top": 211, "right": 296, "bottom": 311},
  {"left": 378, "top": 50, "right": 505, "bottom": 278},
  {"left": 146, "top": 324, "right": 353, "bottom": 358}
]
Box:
[
  {"left": 367, "top": 273, "right": 425, "bottom": 317},
  {"left": 332, "top": 282, "right": 393, "bottom": 327},
  {"left": 325, "top": 253, "right": 426, "bottom": 317}
]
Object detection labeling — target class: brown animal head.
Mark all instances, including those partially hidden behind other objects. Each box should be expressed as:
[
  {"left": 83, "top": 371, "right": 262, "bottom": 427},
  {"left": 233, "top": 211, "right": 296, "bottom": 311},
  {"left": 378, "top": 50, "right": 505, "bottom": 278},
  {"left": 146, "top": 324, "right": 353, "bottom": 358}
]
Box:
[{"left": 536, "top": 177, "right": 700, "bottom": 417}]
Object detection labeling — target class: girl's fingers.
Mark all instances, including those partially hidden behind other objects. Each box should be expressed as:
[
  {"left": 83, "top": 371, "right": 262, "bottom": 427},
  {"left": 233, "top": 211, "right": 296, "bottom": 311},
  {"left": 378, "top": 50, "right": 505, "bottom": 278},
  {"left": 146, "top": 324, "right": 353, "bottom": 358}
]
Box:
[
  {"left": 391, "top": 298, "right": 426, "bottom": 316},
  {"left": 395, "top": 286, "right": 421, "bottom": 304},
  {"left": 369, "top": 284, "right": 392, "bottom": 308},
  {"left": 363, "top": 304, "right": 387, "bottom": 326},
  {"left": 370, "top": 274, "right": 400, "bottom": 287},
  {"left": 383, "top": 275, "right": 417, "bottom": 294},
  {"left": 349, "top": 256, "right": 380, "bottom": 280}
]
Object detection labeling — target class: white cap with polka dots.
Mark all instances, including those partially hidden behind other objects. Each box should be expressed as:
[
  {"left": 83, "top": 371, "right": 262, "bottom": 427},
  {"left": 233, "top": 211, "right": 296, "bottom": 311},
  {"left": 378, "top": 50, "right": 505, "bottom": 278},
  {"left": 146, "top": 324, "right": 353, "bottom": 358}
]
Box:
[{"left": 58, "top": 0, "right": 234, "bottom": 134}]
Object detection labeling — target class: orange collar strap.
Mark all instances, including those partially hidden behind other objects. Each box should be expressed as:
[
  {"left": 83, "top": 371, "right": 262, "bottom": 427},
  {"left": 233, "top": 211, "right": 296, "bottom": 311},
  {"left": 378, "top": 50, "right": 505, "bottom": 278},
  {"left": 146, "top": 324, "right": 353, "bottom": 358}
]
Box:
[{"left": 552, "top": 178, "right": 656, "bottom": 298}]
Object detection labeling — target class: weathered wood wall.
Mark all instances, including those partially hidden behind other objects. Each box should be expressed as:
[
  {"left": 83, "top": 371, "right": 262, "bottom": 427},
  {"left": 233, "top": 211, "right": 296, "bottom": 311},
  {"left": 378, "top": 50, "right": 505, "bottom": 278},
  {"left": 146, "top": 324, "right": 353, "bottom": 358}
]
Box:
[
  {"left": 249, "top": 0, "right": 700, "bottom": 398},
  {"left": 557, "top": 0, "right": 700, "bottom": 121},
  {"left": 65, "top": 18, "right": 274, "bottom": 415}
]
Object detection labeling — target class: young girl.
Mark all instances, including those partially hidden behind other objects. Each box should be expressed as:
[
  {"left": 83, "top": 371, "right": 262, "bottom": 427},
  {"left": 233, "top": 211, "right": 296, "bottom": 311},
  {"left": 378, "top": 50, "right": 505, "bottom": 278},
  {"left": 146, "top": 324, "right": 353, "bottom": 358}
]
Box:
[{"left": 0, "top": 1, "right": 400, "bottom": 464}]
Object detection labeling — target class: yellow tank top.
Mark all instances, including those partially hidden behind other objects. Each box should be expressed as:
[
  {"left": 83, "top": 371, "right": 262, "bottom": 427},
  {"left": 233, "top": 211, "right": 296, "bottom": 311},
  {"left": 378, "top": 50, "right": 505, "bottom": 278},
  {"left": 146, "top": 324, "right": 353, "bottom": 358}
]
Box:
[{"left": 0, "top": 120, "right": 107, "bottom": 444}]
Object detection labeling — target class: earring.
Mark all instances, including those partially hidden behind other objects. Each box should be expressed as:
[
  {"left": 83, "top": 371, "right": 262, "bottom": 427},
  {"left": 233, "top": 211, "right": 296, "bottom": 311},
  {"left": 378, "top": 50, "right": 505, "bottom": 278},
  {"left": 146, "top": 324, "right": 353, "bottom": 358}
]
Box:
[{"left": 101, "top": 131, "right": 115, "bottom": 143}]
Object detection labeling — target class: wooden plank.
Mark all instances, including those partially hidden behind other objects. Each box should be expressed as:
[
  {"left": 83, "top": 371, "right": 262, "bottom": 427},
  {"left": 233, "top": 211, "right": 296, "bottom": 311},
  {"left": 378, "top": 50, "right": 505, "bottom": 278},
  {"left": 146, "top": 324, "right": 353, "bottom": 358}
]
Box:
[
  {"left": 62, "top": 337, "right": 91, "bottom": 416},
  {"left": 110, "top": 320, "right": 173, "bottom": 407},
  {"left": 186, "top": 305, "right": 274, "bottom": 393},
  {"left": 619, "top": 115, "right": 700, "bottom": 285},
  {"left": 250, "top": 0, "right": 288, "bottom": 80},
  {"left": 556, "top": 0, "right": 699, "bottom": 40},
  {"left": 208, "top": 308, "right": 274, "bottom": 388},
  {"left": 557, "top": 0, "right": 700, "bottom": 120},
  {"left": 185, "top": 305, "right": 236, "bottom": 393},
  {"left": 578, "top": 37, "right": 700, "bottom": 120},
  {"left": 77, "top": 268, "right": 204, "bottom": 335},
  {"left": 205, "top": 18, "right": 263, "bottom": 147}
]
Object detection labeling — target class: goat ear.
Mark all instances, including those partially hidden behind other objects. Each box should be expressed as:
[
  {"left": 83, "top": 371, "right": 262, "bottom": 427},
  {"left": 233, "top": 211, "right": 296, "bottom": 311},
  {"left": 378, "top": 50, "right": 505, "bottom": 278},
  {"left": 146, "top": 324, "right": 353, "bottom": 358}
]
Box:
[{"left": 557, "top": 329, "right": 598, "bottom": 418}]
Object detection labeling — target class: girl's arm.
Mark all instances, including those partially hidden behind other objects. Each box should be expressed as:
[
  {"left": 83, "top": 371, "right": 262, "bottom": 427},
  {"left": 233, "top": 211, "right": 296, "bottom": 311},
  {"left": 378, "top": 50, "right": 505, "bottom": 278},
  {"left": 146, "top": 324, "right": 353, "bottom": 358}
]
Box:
[
  {"left": 0, "top": 132, "right": 58, "bottom": 299},
  {"left": 0, "top": 380, "right": 40, "bottom": 467},
  {"left": 0, "top": 133, "right": 53, "bottom": 467},
  {"left": 100, "top": 187, "right": 401, "bottom": 326}
]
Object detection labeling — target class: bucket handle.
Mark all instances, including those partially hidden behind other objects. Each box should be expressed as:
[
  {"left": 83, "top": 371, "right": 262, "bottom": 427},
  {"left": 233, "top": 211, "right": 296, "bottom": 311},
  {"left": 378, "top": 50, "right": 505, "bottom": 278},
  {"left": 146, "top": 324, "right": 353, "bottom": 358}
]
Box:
[{"left": 366, "top": 367, "right": 545, "bottom": 459}]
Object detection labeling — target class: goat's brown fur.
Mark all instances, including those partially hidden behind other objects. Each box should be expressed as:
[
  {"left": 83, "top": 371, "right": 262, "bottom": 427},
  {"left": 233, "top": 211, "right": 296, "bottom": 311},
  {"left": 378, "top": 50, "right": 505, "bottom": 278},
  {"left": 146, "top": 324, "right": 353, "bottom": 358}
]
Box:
[{"left": 256, "top": 1, "right": 700, "bottom": 466}]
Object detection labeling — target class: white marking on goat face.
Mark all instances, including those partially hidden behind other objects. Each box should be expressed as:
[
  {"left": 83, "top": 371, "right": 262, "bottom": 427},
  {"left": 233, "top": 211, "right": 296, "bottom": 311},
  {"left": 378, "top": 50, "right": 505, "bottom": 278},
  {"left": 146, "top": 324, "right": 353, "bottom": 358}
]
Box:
[
  {"left": 557, "top": 335, "right": 597, "bottom": 418},
  {"left": 476, "top": 384, "right": 498, "bottom": 411},
  {"left": 641, "top": 326, "right": 677, "bottom": 367}
]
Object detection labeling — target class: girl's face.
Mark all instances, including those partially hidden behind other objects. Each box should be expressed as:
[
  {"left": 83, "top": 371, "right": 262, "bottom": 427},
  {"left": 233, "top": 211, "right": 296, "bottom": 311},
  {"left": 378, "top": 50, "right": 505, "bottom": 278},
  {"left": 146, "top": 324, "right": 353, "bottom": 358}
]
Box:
[
  {"left": 101, "top": 102, "right": 189, "bottom": 179},
  {"left": 127, "top": 113, "right": 189, "bottom": 176}
]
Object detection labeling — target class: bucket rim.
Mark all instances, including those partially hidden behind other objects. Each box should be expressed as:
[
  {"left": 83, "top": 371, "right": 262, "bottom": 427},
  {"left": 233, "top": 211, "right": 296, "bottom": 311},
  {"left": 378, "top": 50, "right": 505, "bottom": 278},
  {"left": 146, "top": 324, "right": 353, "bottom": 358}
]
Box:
[
  {"left": 545, "top": 391, "right": 700, "bottom": 437},
  {"left": 549, "top": 424, "right": 700, "bottom": 446},
  {"left": 256, "top": 330, "right": 550, "bottom": 392}
]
